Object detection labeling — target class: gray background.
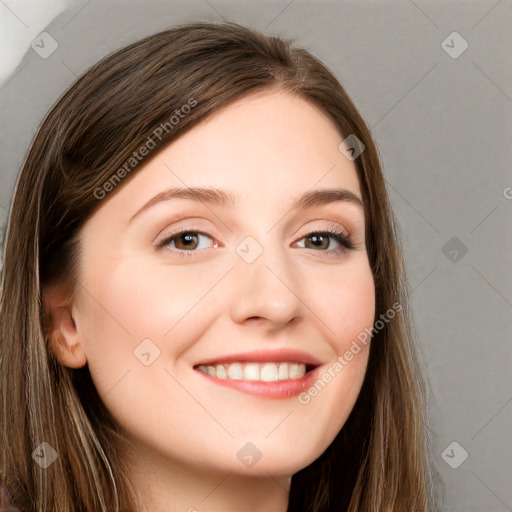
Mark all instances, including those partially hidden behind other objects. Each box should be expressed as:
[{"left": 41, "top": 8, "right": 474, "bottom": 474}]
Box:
[{"left": 1, "top": 1, "right": 511, "bottom": 510}]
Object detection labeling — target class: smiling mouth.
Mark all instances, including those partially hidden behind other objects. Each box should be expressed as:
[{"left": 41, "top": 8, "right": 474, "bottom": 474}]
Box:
[{"left": 195, "top": 361, "right": 318, "bottom": 382}]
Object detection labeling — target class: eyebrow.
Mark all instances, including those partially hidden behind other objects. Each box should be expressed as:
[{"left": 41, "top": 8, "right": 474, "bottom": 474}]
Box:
[{"left": 129, "top": 186, "right": 364, "bottom": 223}]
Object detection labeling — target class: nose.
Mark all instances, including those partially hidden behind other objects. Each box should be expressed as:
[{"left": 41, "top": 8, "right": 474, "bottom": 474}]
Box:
[{"left": 229, "top": 240, "right": 302, "bottom": 330}]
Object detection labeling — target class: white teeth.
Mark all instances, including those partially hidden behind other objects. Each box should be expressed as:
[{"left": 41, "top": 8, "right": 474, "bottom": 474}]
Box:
[
  {"left": 243, "top": 363, "right": 259, "bottom": 380},
  {"left": 198, "top": 361, "right": 308, "bottom": 381},
  {"left": 216, "top": 364, "right": 227, "bottom": 379},
  {"left": 288, "top": 363, "right": 306, "bottom": 379},
  {"left": 260, "top": 363, "right": 279, "bottom": 382},
  {"left": 227, "top": 363, "right": 243, "bottom": 379}
]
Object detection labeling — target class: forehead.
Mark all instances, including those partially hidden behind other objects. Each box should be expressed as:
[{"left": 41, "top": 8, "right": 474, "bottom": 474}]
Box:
[{"left": 93, "top": 89, "right": 363, "bottom": 218}]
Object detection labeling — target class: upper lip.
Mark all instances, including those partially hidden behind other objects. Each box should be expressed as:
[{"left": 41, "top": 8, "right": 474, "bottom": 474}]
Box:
[{"left": 193, "top": 348, "right": 324, "bottom": 369}]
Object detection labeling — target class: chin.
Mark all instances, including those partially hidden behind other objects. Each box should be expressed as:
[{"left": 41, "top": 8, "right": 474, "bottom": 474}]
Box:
[{"left": 230, "top": 440, "right": 327, "bottom": 477}]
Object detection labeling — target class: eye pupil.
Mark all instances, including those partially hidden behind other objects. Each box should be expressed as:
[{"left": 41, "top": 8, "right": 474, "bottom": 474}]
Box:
[
  {"left": 176, "top": 232, "right": 198, "bottom": 249},
  {"left": 307, "top": 234, "right": 328, "bottom": 250}
]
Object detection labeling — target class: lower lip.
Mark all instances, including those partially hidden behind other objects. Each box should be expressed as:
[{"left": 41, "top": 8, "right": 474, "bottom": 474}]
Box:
[{"left": 194, "top": 366, "right": 322, "bottom": 399}]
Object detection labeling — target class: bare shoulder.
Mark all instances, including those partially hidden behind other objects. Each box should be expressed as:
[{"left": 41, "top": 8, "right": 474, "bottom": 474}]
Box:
[{"left": 0, "top": 480, "right": 23, "bottom": 512}]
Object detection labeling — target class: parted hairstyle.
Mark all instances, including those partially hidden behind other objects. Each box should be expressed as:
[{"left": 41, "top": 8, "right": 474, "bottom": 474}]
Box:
[{"left": 0, "top": 20, "right": 443, "bottom": 512}]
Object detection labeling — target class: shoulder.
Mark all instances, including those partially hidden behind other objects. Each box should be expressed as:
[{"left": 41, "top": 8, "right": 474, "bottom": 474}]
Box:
[{"left": 0, "top": 480, "right": 23, "bottom": 511}]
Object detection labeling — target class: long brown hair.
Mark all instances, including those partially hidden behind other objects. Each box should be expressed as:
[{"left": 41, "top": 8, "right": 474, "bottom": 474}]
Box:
[{"left": 0, "top": 21, "right": 443, "bottom": 511}]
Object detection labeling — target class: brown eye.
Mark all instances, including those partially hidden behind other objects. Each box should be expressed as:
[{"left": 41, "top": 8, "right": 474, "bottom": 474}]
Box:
[
  {"left": 174, "top": 232, "right": 199, "bottom": 250},
  {"left": 304, "top": 234, "right": 329, "bottom": 250},
  {"left": 158, "top": 230, "right": 216, "bottom": 253},
  {"left": 298, "top": 231, "right": 355, "bottom": 253}
]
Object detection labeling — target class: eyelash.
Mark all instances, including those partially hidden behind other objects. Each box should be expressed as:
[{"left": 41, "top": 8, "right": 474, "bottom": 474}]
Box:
[{"left": 156, "top": 227, "right": 355, "bottom": 258}]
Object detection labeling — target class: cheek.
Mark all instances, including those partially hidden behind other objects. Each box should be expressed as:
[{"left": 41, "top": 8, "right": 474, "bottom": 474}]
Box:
[
  {"left": 326, "top": 261, "right": 375, "bottom": 400},
  {"left": 294, "top": 260, "right": 375, "bottom": 445},
  {"left": 312, "top": 259, "right": 376, "bottom": 351},
  {"left": 81, "top": 254, "right": 206, "bottom": 336},
  {"left": 76, "top": 256, "right": 228, "bottom": 385}
]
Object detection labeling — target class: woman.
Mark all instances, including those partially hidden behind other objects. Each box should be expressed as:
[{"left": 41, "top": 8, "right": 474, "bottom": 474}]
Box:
[{"left": 0, "top": 21, "right": 442, "bottom": 512}]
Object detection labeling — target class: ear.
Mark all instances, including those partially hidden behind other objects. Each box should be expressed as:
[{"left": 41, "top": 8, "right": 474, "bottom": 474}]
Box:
[{"left": 42, "top": 283, "right": 87, "bottom": 369}]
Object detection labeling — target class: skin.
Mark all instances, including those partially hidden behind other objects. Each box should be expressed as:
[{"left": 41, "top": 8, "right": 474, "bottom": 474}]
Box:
[{"left": 44, "top": 89, "right": 375, "bottom": 512}]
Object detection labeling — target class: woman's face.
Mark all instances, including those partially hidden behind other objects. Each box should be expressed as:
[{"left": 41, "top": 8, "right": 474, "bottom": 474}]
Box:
[{"left": 71, "top": 90, "right": 375, "bottom": 477}]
